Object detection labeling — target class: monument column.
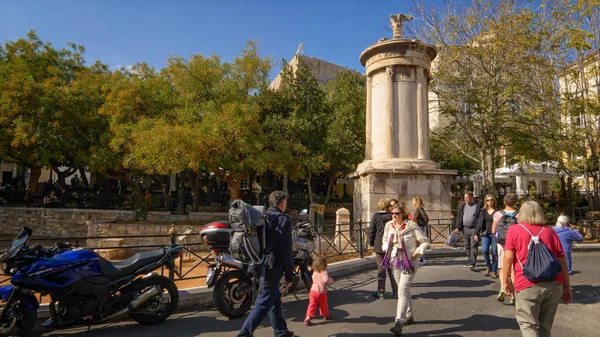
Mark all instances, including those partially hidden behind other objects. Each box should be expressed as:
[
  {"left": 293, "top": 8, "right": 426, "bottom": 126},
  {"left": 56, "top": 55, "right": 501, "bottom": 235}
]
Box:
[
  {"left": 365, "top": 76, "right": 372, "bottom": 160},
  {"left": 417, "top": 67, "right": 429, "bottom": 160},
  {"left": 385, "top": 66, "right": 395, "bottom": 158},
  {"left": 353, "top": 13, "right": 457, "bottom": 226}
]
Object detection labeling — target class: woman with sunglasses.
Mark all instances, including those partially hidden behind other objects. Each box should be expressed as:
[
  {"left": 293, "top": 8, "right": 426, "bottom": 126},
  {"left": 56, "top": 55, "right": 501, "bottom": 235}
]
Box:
[
  {"left": 383, "top": 204, "right": 430, "bottom": 336},
  {"left": 475, "top": 194, "right": 499, "bottom": 278}
]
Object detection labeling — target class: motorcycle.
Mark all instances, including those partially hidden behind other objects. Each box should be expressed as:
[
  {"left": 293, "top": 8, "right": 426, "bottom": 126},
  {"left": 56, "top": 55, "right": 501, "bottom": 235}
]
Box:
[
  {"left": 0, "top": 227, "right": 183, "bottom": 337},
  {"left": 200, "top": 209, "right": 316, "bottom": 318}
]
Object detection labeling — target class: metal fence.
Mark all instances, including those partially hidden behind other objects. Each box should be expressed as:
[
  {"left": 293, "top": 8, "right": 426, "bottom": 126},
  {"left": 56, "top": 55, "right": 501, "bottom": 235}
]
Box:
[{"left": 0, "top": 219, "right": 458, "bottom": 292}]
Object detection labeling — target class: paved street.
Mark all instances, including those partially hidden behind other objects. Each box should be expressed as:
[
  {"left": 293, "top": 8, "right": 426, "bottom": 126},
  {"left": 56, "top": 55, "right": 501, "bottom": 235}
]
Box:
[{"left": 43, "top": 252, "right": 600, "bottom": 337}]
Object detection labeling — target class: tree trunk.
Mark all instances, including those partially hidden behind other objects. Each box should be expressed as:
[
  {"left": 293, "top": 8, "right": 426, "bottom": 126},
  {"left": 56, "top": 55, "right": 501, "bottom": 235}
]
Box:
[
  {"left": 282, "top": 174, "right": 288, "bottom": 195},
  {"left": 78, "top": 167, "right": 89, "bottom": 188},
  {"left": 159, "top": 175, "right": 171, "bottom": 210},
  {"left": 480, "top": 149, "right": 487, "bottom": 196},
  {"left": 485, "top": 149, "right": 497, "bottom": 196},
  {"left": 560, "top": 175, "right": 566, "bottom": 199},
  {"left": 225, "top": 176, "right": 241, "bottom": 200},
  {"left": 26, "top": 166, "right": 42, "bottom": 203},
  {"left": 52, "top": 166, "right": 77, "bottom": 188},
  {"left": 307, "top": 170, "right": 314, "bottom": 204},
  {"left": 175, "top": 173, "right": 186, "bottom": 215},
  {"left": 325, "top": 174, "right": 335, "bottom": 203},
  {"left": 188, "top": 171, "right": 200, "bottom": 212},
  {"left": 101, "top": 171, "right": 143, "bottom": 198}
]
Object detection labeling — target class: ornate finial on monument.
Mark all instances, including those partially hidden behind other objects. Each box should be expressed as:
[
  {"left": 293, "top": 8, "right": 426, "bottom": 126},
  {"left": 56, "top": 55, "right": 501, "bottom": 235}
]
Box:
[{"left": 390, "top": 14, "right": 413, "bottom": 39}]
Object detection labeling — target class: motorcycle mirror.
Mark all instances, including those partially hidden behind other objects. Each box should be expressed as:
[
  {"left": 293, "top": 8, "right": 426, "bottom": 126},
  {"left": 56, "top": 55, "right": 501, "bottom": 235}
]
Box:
[{"left": 300, "top": 209, "right": 308, "bottom": 215}]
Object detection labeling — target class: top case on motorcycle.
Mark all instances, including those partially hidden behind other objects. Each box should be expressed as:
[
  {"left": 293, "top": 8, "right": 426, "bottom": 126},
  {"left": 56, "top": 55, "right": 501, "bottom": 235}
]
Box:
[{"left": 99, "top": 248, "right": 166, "bottom": 280}]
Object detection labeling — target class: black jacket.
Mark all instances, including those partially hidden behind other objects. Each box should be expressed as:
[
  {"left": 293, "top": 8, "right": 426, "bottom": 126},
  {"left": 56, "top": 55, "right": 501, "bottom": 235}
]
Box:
[
  {"left": 265, "top": 206, "right": 294, "bottom": 285},
  {"left": 369, "top": 211, "right": 392, "bottom": 254},
  {"left": 456, "top": 201, "right": 481, "bottom": 231},
  {"left": 475, "top": 208, "right": 498, "bottom": 235}
]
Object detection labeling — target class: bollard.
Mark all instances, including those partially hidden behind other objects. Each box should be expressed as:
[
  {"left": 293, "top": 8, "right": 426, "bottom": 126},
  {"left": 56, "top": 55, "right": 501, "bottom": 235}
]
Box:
[
  {"left": 168, "top": 224, "right": 177, "bottom": 280},
  {"left": 357, "top": 218, "right": 363, "bottom": 259}
]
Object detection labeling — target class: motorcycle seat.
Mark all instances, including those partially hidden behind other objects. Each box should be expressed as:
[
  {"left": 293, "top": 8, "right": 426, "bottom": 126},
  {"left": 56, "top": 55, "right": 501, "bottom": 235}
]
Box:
[{"left": 99, "top": 248, "right": 166, "bottom": 280}]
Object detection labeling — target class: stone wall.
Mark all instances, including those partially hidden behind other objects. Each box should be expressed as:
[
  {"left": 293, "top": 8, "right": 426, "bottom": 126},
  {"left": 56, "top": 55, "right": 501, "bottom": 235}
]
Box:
[
  {"left": 86, "top": 222, "right": 213, "bottom": 258},
  {"left": 0, "top": 207, "right": 227, "bottom": 239}
]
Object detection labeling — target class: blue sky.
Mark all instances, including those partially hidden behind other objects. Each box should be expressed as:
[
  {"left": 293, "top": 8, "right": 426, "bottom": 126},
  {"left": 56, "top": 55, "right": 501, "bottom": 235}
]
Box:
[{"left": 0, "top": 0, "right": 444, "bottom": 78}]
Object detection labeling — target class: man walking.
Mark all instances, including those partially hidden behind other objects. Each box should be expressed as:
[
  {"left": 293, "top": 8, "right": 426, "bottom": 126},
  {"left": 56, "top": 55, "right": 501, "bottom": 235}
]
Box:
[
  {"left": 238, "top": 191, "right": 296, "bottom": 337},
  {"left": 454, "top": 192, "right": 481, "bottom": 270}
]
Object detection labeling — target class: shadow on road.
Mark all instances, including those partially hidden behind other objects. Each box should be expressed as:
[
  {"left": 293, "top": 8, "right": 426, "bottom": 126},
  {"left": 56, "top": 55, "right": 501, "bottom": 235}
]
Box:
[
  {"left": 414, "top": 290, "right": 497, "bottom": 300},
  {"left": 572, "top": 284, "right": 600, "bottom": 304},
  {"left": 413, "top": 279, "right": 495, "bottom": 288},
  {"left": 401, "top": 314, "right": 520, "bottom": 336}
]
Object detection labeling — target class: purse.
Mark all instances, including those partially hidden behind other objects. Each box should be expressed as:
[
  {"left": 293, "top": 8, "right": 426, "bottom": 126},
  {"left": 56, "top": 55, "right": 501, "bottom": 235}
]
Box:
[{"left": 380, "top": 230, "right": 414, "bottom": 273}]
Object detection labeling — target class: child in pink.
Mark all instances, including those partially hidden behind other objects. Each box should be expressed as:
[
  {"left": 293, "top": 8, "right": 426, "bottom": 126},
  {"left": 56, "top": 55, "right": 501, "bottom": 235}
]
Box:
[{"left": 304, "top": 256, "right": 334, "bottom": 326}]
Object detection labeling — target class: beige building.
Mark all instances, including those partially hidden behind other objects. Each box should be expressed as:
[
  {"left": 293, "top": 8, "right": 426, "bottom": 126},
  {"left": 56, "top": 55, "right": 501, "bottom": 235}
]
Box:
[
  {"left": 268, "top": 53, "right": 352, "bottom": 90},
  {"left": 556, "top": 51, "right": 600, "bottom": 188}
]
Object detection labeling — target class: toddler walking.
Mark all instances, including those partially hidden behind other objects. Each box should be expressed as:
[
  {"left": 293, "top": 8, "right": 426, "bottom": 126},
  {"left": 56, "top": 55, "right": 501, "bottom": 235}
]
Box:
[{"left": 304, "top": 256, "right": 334, "bottom": 326}]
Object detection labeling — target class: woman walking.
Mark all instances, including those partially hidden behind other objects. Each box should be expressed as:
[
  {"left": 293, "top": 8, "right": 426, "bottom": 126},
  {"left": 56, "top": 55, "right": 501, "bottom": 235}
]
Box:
[
  {"left": 412, "top": 196, "right": 429, "bottom": 264},
  {"left": 383, "top": 204, "right": 430, "bottom": 336},
  {"left": 475, "top": 194, "right": 499, "bottom": 278},
  {"left": 502, "top": 200, "right": 572, "bottom": 337},
  {"left": 369, "top": 198, "right": 397, "bottom": 299}
]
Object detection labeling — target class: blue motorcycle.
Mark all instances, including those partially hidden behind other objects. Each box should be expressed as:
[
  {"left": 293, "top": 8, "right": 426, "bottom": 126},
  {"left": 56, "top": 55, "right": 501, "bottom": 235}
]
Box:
[{"left": 0, "top": 227, "right": 182, "bottom": 337}]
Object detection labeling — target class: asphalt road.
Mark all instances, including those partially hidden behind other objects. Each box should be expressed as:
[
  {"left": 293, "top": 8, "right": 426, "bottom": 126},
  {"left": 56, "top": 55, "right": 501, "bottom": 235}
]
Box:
[{"left": 43, "top": 252, "right": 600, "bottom": 337}]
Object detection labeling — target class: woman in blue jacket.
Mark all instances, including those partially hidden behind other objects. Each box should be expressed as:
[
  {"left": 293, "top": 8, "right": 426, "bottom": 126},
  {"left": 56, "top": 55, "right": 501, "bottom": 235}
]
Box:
[{"left": 552, "top": 215, "right": 584, "bottom": 274}]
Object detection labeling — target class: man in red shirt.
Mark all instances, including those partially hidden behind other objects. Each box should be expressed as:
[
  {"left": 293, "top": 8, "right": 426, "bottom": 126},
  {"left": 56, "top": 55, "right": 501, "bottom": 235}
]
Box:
[{"left": 502, "top": 201, "right": 572, "bottom": 337}]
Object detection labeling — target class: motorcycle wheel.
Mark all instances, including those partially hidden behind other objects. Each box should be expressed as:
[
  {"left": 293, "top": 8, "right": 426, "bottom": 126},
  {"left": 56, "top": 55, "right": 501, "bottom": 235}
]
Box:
[
  {"left": 213, "top": 270, "right": 253, "bottom": 319},
  {"left": 128, "top": 275, "right": 179, "bottom": 325},
  {"left": 0, "top": 299, "right": 37, "bottom": 337}
]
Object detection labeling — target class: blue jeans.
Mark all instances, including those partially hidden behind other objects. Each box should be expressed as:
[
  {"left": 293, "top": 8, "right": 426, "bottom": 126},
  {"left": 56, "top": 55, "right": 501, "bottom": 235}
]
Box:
[
  {"left": 481, "top": 234, "right": 498, "bottom": 273},
  {"left": 238, "top": 284, "right": 288, "bottom": 337}
]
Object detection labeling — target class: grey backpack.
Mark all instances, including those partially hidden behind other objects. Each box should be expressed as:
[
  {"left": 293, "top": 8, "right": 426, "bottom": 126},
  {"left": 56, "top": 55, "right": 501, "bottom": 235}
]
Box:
[{"left": 228, "top": 200, "right": 264, "bottom": 263}]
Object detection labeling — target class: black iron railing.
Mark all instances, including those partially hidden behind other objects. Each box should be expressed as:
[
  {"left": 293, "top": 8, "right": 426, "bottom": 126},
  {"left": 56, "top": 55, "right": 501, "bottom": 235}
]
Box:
[{"left": 0, "top": 219, "right": 459, "bottom": 290}]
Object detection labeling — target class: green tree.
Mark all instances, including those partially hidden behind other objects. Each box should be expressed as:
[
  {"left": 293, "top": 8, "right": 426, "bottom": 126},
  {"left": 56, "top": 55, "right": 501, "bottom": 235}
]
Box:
[
  {"left": 93, "top": 62, "right": 176, "bottom": 197},
  {"left": 410, "top": 0, "right": 560, "bottom": 195},
  {"left": 276, "top": 58, "right": 330, "bottom": 202},
  {"left": 0, "top": 31, "right": 100, "bottom": 199},
  {"left": 125, "top": 41, "right": 271, "bottom": 202},
  {"left": 322, "top": 70, "right": 366, "bottom": 202}
]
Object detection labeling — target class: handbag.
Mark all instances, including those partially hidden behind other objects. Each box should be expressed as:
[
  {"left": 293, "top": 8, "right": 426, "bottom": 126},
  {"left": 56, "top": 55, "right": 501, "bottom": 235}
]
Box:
[
  {"left": 380, "top": 230, "right": 414, "bottom": 273},
  {"left": 446, "top": 231, "right": 459, "bottom": 247}
]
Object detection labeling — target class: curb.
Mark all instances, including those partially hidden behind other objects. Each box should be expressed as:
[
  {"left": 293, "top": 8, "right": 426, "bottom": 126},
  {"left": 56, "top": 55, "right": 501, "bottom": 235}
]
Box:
[{"left": 36, "top": 256, "right": 378, "bottom": 321}]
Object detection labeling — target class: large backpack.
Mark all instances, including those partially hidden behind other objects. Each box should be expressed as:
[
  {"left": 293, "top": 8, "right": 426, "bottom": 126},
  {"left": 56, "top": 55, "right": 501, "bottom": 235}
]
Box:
[
  {"left": 496, "top": 210, "right": 518, "bottom": 245},
  {"left": 228, "top": 200, "right": 265, "bottom": 263},
  {"left": 516, "top": 225, "right": 562, "bottom": 282}
]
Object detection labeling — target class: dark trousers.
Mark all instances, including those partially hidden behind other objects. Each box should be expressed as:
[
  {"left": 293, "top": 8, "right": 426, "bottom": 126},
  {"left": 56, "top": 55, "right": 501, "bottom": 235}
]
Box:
[
  {"left": 238, "top": 284, "right": 288, "bottom": 337},
  {"left": 376, "top": 252, "right": 398, "bottom": 293},
  {"left": 463, "top": 227, "right": 479, "bottom": 266}
]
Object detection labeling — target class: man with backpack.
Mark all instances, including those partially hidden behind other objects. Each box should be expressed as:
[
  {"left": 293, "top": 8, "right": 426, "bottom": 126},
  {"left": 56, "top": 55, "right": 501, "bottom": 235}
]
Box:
[
  {"left": 502, "top": 200, "right": 572, "bottom": 337},
  {"left": 238, "top": 191, "right": 296, "bottom": 337},
  {"left": 492, "top": 192, "right": 519, "bottom": 304},
  {"left": 454, "top": 192, "right": 481, "bottom": 270}
]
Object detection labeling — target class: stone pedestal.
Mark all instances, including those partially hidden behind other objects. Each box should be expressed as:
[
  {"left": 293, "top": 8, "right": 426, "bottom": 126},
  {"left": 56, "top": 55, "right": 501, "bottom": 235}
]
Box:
[
  {"left": 353, "top": 169, "right": 455, "bottom": 223},
  {"left": 353, "top": 14, "right": 457, "bottom": 223}
]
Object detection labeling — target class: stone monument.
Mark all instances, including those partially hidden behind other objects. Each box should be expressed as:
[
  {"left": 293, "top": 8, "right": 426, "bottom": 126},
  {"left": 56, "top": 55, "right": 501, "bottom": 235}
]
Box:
[{"left": 353, "top": 14, "right": 457, "bottom": 222}]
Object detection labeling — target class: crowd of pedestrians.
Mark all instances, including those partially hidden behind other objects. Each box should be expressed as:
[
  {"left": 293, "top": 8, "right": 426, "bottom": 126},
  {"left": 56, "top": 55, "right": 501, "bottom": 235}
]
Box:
[{"left": 238, "top": 191, "right": 581, "bottom": 337}]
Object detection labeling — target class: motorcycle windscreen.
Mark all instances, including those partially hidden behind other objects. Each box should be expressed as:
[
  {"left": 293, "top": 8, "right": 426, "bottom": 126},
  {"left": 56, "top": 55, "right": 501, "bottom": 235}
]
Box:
[{"left": 0, "top": 227, "right": 32, "bottom": 262}]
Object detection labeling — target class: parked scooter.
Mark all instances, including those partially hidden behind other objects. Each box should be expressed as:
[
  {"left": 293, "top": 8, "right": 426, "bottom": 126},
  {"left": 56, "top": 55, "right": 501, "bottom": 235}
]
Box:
[
  {"left": 0, "top": 227, "right": 182, "bottom": 337},
  {"left": 200, "top": 206, "right": 316, "bottom": 318}
]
